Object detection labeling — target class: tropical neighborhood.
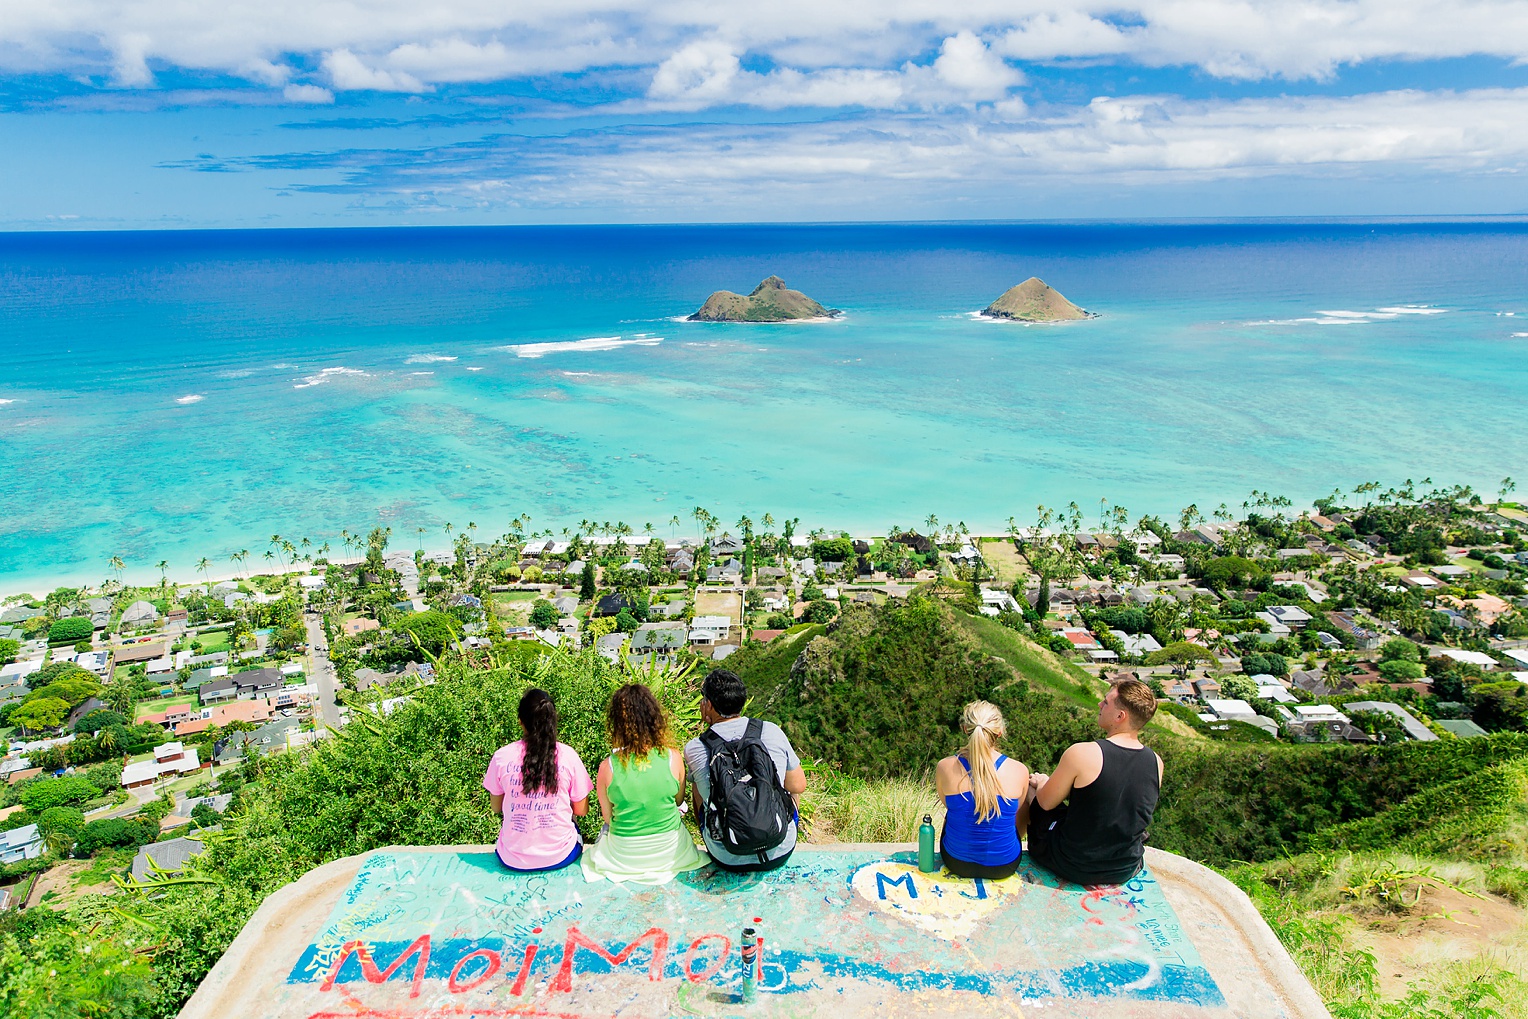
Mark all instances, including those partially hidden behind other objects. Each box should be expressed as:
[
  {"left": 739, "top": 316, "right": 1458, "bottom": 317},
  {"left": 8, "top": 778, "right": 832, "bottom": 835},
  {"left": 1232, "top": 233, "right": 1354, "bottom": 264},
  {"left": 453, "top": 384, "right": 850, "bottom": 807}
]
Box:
[{"left": 2, "top": 478, "right": 1527, "bottom": 1016}]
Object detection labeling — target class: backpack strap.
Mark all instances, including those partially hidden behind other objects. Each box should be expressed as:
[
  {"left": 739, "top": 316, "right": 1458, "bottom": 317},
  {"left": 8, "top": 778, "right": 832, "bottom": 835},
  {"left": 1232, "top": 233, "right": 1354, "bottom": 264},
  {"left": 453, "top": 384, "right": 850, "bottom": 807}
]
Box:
[{"left": 740, "top": 716, "right": 764, "bottom": 746}]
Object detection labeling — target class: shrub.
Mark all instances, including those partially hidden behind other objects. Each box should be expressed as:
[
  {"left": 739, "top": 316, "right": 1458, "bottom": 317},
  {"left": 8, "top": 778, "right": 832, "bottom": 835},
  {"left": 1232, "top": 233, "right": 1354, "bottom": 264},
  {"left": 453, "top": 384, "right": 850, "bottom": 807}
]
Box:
[
  {"left": 73, "top": 817, "right": 156, "bottom": 856},
  {"left": 0, "top": 638, "right": 18, "bottom": 665},
  {"left": 1380, "top": 637, "right": 1420, "bottom": 662},
  {"left": 529, "top": 600, "right": 558, "bottom": 629},
  {"left": 45, "top": 618, "right": 93, "bottom": 646},
  {"left": 1145, "top": 641, "right": 1218, "bottom": 667},
  {"left": 1306, "top": 758, "right": 1528, "bottom": 857},
  {"left": 1376, "top": 659, "right": 1425, "bottom": 681},
  {"left": 20, "top": 776, "right": 101, "bottom": 811},
  {"left": 803, "top": 599, "right": 838, "bottom": 624},
  {"left": 1240, "top": 652, "right": 1289, "bottom": 677}
]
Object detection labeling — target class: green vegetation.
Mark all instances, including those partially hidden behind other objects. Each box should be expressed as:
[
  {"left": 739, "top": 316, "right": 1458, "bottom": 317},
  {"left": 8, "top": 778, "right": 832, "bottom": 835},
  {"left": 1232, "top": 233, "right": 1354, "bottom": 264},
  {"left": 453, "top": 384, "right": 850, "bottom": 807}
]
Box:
[{"left": 46, "top": 617, "right": 94, "bottom": 646}]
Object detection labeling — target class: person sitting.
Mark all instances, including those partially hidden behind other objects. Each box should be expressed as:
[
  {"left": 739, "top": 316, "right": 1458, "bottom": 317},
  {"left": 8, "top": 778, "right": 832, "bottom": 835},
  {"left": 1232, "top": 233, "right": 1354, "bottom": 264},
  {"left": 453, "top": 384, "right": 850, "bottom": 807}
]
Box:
[
  {"left": 581, "top": 683, "right": 708, "bottom": 884},
  {"left": 1025, "top": 678, "right": 1163, "bottom": 887},
  {"left": 684, "top": 669, "right": 807, "bottom": 873},
  {"left": 482, "top": 688, "right": 593, "bottom": 872},
  {"left": 934, "top": 700, "right": 1029, "bottom": 880}
]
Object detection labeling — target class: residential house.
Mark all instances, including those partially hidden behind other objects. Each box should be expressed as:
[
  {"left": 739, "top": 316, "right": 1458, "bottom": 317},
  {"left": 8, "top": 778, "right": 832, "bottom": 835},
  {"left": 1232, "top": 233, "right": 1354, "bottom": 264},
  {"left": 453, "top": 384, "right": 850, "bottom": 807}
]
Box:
[
  {"left": 121, "top": 741, "right": 203, "bottom": 790},
  {"left": 112, "top": 642, "right": 167, "bottom": 666},
  {"left": 1112, "top": 631, "right": 1163, "bottom": 656},
  {"left": 1433, "top": 648, "right": 1498, "bottom": 670},
  {"left": 0, "top": 823, "right": 43, "bottom": 864},
  {"left": 1328, "top": 611, "right": 1382, "bottom": 650},
  {"left": 689, "top": 615, "right": 733, "bottom": 645},
  {"left": 342, "top": 618, "right": 380, "bottom": 638},
  {"left": 1193, "top": 678, "right": 1221, "bottom": 699},
  {"left": 131, "top": 836, "right": 207, "bottom": 882},
  {"left": 981, "top": 589, "right": 1021, "bottom": 613},
  {"left": 1061, "top": 628, "right": 1100, "bottom": 651},
  {"left": 1342, "top": 701, "right": 1437, "bottom": 742},
  {"left": 751, "top": 630, "right": 785, "bottom": 644},
  {"left": 1160, "top": 678, "right": 1196, "bottom": 702},
  {"left": 595, "top": 632, "right": 627, "bottom": 663},
  {"left": 1435, "top": 719, "right": 1489, "bottom": 738},
  {"left": 1266, "top": 605, "right": 1313, "bottom": 629},
  {"left": 119, "top": 601, "right": 159, "bottom": 630}
]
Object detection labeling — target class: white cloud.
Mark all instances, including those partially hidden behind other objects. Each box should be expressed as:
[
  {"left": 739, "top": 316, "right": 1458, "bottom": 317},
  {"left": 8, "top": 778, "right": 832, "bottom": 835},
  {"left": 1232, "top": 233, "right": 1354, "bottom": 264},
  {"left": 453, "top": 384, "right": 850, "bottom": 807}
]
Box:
[
  {"left": 931, "top": 30, "right": 1023, "bottom": 95},
  {"left": 283, "top": 82, "right": 334, "bottom": 103},
  {"left": 643, "top": 32, "right": 1019, "bottom": 110},
  {"left": 321, "top": 48, "right": 427, "bottom": 92},
  {"left": 3, "top": 0, "right": 1528, "bottom": 97},
  {"left": 314, "top": 85, "right": 1528, "bottom": 212},
  {"left": 649, "top": 40, "right": 742, "bottom": 103}
]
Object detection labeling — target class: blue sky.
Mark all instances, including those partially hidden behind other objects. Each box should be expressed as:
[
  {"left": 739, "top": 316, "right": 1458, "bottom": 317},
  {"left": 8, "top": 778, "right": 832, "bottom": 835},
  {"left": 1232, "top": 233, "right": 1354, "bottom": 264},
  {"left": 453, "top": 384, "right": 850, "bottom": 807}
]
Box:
[{"left": 3, "top": 1, "right": 1528, "bottom": 228}]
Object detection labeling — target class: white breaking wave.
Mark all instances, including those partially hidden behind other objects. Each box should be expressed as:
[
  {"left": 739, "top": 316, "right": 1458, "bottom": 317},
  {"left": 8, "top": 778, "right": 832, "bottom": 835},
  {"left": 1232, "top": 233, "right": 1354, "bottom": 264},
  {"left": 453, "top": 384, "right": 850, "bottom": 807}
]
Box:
[
  {"left": 0, "top": 399, "right": 13, "bottom": 405},
  {"left": 406, "top": 354, "right": 458, "bottom": 364},
  {"left": 562, "top": 371, "right": 594, "bottom": 377},
  {"left": 501, "top": 335, "right": 663, "bottom": 358},
  {"left": 1248, "top": 304, "right": 1448, "bottom": 326},
  {"left": 410, "top": 371, "right": 435, "bottom": 375},
  {"left": 175, "top": 394, "right": 205, "bottom": 405},
  {"left": 1512, "top": 332, "right": 1528, "bottom": 338},
  {"left": 465, "top": 366, "right": 485, "bottom": 371},
  {"left": 294, "top": 366, "right": 370, "bottom": 389}
]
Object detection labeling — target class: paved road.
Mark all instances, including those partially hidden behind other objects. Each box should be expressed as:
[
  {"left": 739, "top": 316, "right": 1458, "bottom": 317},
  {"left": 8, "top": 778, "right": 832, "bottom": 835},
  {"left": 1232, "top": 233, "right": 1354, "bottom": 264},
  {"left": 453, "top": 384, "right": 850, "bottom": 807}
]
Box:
[{"left": 304, "top": 614, "right": 342, "bottom": 729}]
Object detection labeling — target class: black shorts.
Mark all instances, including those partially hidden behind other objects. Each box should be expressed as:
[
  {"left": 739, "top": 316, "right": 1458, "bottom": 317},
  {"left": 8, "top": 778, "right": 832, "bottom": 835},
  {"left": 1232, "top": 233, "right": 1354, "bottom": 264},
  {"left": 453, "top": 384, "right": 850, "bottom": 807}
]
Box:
[
  {"left": 708, "top": 849, "right": 793, "bottom": 874},
  {"left": 1025, "top": 802, "right": 1141, "bottom": 887},
  {"left": 939, "top": 824, "right": 1022, "bottom": 880}
]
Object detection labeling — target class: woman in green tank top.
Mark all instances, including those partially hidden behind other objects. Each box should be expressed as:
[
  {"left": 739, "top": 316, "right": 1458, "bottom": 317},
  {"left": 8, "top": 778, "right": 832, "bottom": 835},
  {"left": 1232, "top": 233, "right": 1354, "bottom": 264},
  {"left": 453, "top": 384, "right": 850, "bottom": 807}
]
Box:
[{"left": 581, "top": 684, "right": 709, "bottom": 884}]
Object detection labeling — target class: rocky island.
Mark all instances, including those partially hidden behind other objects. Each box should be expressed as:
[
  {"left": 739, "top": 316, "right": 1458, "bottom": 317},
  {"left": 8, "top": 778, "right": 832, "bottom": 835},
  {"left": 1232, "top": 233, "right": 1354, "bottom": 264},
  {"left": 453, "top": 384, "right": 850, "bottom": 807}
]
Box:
[
  {"left": 980, "top": 277, "right": 1094, "bottom": 321},
  {"left": 689, "top": 275, "right": 840, "bottom": 322}
]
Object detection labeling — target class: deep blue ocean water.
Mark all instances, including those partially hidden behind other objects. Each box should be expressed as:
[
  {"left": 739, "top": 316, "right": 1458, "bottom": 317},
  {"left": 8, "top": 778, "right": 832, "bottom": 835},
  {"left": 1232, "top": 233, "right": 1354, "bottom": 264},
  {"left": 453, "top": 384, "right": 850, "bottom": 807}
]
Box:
[{"left": 2, "top": 221, "right": 1526, "bottom": 591}]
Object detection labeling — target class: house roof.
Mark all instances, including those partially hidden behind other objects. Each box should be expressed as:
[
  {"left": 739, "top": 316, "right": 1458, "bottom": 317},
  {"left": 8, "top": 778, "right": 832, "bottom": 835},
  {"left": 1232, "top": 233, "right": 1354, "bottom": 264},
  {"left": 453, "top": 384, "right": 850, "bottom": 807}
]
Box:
[
  {"left": 131, "top": 836, "right": 207, "bottom": 882},
  {"left": 1342, "top": 701, "right": 1437, "bottom": 741}
]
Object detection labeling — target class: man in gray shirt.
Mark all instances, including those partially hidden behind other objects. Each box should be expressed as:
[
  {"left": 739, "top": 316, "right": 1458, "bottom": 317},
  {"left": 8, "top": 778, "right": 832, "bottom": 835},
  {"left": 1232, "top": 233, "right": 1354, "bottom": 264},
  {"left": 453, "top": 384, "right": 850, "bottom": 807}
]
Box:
[{"left": 684, "top": 669, "right": 807, "bottom": 872}]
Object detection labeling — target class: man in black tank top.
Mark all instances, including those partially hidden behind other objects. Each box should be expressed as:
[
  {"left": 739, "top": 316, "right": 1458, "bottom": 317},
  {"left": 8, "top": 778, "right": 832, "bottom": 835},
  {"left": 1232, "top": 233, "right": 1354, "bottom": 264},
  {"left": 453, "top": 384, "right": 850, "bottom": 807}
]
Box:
[{"left": 1024, "top": 678, "right": 1163, "bottom": 886}]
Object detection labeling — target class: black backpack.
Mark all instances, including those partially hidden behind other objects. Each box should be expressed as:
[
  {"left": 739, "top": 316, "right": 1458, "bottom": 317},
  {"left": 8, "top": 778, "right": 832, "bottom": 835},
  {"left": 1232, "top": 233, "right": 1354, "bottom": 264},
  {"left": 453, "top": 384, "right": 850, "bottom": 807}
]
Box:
[{"left": 699, "top": 718, "right": 792, "bottom": 860}]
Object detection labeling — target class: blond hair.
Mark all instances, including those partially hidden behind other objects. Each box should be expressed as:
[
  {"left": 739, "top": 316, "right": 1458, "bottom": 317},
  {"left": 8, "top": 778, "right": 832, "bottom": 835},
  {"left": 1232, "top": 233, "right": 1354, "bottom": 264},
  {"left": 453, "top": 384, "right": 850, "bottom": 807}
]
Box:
[{"left": 960, "top": 701, "right": 1007, "bottom": 823}]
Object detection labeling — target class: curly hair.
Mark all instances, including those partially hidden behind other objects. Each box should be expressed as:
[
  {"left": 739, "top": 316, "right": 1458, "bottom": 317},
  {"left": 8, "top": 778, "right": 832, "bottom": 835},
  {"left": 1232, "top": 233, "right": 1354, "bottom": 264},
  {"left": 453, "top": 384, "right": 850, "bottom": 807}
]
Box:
[{"left": 607, "top": 684, "right": 672, "bottom": 764}]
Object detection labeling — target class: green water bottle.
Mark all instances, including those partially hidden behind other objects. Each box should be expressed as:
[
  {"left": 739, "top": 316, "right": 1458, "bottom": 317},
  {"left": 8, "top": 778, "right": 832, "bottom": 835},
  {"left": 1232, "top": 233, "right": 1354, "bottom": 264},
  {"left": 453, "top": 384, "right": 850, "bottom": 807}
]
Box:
[{"left": 918, "top": 814, "right": 937, "bottom": 872}]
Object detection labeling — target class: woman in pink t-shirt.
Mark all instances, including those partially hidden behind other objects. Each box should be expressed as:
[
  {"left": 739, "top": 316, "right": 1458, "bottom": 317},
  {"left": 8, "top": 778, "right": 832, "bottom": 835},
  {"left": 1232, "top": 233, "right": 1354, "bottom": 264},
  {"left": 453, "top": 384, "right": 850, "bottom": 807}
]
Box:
[{"left": 483, "top": 688, "right": 593, "bottom": 871}]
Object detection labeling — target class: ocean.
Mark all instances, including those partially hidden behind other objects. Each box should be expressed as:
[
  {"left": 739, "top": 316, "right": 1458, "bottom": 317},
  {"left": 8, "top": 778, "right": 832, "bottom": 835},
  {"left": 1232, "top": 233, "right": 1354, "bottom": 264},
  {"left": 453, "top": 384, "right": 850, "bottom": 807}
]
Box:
[{"left": 2, "top": 220, "right": 1526, "bottom": 592}]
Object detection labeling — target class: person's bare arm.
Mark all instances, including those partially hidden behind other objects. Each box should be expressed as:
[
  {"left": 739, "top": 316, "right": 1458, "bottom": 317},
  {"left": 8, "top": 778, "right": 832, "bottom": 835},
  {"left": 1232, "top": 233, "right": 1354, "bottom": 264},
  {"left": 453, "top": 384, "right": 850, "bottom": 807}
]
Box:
[
  {"left": 571, "top": 796, "right": 589, "bottom": 817},
  {"left": 671, "top": 749, "right": 687, "bottom": 805},
  {"left": 595, "top": 759, "right": 613, "bottom": 821},
  {"left": 1034, "top": 744, "right": 1088, "bottom": 811},
  {"left": 783, "top": 766, "right": 807, "bottom": 807},
  {"left": 489, "top": 793, "right": 504, "bottom": 817}
]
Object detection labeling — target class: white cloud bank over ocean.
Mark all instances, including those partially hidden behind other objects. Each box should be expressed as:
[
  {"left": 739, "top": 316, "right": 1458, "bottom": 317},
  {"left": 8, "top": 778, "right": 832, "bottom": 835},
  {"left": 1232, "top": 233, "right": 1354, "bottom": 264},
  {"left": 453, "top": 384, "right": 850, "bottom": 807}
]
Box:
[{"left": 3, "top": 0, "right": 1527, "bottom": 224}]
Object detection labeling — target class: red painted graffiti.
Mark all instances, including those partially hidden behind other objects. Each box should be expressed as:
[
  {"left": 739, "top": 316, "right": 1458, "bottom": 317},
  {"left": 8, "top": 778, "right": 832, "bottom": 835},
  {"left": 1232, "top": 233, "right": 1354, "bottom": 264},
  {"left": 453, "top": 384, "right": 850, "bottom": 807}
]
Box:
[
  {"left": 549, "top": 925, "right": 670, "bottom": 993},
  {"left": 682, "top": 934, "right": 732, "bottom": 984},
  {"left": 448, "top": 948, "right": 502, "bottom": 993},
  {"left": 508, "top": 943, "right": 540, "bottom": 997},
  {"left": 320, "top": 935, "right": 432, "bottom": 999}
]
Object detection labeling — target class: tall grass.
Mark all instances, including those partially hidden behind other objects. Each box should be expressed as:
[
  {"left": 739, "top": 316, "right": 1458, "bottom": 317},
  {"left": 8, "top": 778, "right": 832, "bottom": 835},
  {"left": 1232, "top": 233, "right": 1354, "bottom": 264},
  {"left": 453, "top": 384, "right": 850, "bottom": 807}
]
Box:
[{"left": 801, "top": 774, "right": 945, "bottom": 844}]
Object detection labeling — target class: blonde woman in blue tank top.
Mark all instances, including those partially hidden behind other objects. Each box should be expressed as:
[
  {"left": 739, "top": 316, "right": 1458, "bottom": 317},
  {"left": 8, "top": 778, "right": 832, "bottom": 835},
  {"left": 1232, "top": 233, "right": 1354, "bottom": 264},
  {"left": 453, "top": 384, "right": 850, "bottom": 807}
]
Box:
[{"left": 933, "top": 701, "right": 1030, "bottom": 879}]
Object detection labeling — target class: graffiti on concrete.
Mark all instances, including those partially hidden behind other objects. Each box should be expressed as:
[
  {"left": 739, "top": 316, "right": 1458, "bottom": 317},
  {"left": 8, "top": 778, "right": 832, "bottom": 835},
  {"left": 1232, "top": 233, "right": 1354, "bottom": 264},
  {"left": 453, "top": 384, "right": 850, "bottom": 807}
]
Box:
[{"left": 284, "top": 849, "right": 1223, "bottom": 1016}]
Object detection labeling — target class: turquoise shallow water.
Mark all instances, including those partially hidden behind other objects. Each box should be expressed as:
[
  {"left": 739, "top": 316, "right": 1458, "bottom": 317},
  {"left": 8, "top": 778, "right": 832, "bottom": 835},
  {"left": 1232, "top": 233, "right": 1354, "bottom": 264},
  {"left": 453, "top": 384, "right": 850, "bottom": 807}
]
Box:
[{"left": 2, "top": 221, "right": 1526, "bottom": 591}]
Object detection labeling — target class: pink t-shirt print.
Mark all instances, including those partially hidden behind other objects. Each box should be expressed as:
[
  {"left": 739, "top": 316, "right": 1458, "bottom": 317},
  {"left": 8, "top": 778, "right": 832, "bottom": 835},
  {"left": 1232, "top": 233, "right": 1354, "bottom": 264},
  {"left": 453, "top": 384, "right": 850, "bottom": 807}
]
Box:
[{"left": 482, "top": 741, "right": 593, "bottom": 870}]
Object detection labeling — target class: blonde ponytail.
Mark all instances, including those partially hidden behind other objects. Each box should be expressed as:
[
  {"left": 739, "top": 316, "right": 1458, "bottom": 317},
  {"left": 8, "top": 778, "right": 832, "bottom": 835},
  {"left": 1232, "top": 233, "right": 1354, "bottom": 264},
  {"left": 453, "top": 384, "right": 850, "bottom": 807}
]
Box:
[{"left": 961, "top": 701, "right": 1007, "bottom": 823}]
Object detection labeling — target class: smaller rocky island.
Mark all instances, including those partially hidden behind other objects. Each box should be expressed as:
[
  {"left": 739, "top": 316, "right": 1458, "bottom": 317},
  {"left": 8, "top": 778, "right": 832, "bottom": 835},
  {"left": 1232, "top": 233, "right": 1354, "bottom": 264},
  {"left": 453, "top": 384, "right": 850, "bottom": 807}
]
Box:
[
  {"left": 980, "top": 277, "right": 1094, "bottom": 321},
  {"left": 689, "top": 276, "right": 840, "bottom": 322}
]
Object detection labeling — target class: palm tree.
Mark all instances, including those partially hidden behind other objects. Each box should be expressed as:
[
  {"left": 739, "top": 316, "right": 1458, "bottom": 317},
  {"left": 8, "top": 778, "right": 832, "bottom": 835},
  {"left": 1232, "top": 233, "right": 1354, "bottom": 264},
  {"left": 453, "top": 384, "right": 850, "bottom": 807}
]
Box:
[
  {"left": 196, "top": 557, "right": 211, "bottom": 584},
  {"left": 669, "top": 515, "right": 681, "bottom": 537},
  {"left": 444, "top": 522, "right": 454, "bottom": 540},
  {"left": 156, "top": 560, "right": 169, "bottom": 588},
  {"left": 95, "top": 725, "right": 119, "bottom": 755},
  {"left": 108, "top": 554, "right": 125, "bottom": 585},
  {"left": 269, "top": 534, "right": 284, "bottom": 567},
  {"left": 416, "top": 526, "right": 426, "bottom": 549},
  {"left": 644, "top": 522, "right": 655, "bottom": 539},
  {"left": 924, "top": 514, "right": 938, "bottom": 536}
]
